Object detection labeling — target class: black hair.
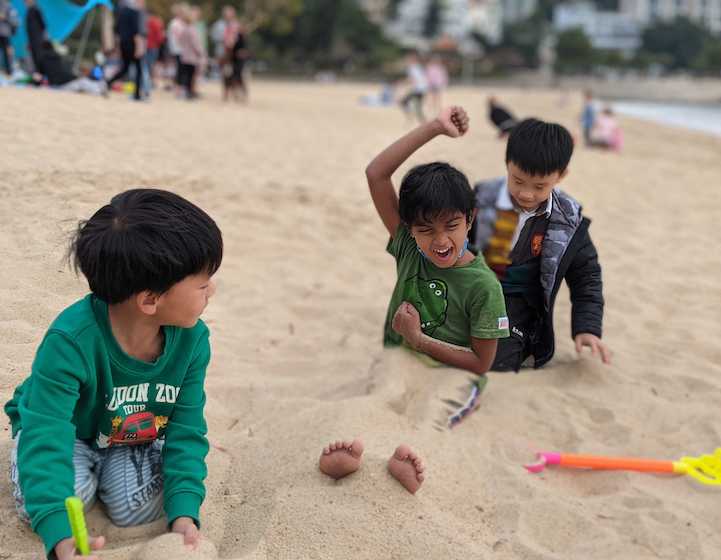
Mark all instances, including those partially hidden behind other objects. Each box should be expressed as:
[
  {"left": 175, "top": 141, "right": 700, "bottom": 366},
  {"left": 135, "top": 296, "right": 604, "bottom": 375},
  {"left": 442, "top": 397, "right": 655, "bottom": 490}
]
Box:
[
  {"left": 398, "top": 162, "right": 474, "bottom": 226},
  {"left": 69, "top": 188, "right": 223, "bottom": 304},
  {"left": 505, "top": 118, "right": 574, "bottom": 176}
]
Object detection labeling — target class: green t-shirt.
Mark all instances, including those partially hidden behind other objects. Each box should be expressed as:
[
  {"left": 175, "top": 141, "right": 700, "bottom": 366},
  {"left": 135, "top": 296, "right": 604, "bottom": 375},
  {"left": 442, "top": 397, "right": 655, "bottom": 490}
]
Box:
[
  {"left": 4, "top": 295, "right": 210, "bottom": 555},
  {"left": 383, "top": 225, "right": 509, "bottom": 348}
]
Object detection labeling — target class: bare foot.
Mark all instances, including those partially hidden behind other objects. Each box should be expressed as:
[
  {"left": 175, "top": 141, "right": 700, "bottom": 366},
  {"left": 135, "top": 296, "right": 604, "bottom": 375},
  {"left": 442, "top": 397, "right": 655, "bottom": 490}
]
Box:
[
  {"left": 319, "top": 438, "right": 364, "bottom": 480},
  {"left": 388, "top": 444, "right": 425, "bottom": 494}
]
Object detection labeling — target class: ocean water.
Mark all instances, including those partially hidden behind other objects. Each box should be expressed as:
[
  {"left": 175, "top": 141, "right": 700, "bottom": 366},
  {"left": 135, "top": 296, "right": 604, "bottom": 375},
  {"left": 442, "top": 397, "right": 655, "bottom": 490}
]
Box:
[{"left": 613, "top": 101, "right": 721, "bottom": 138}]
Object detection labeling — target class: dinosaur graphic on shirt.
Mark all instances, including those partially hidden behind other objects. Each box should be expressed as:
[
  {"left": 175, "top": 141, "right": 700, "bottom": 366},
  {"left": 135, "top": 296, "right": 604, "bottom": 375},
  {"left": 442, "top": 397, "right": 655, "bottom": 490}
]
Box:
[{"left": 403, "top": 276, "right": 449, "bottom": 335}]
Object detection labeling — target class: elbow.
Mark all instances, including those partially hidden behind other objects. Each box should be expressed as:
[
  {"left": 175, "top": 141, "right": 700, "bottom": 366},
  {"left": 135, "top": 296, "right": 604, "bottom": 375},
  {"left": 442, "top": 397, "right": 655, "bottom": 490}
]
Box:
[{"left": 365, "top": 163, "right": 379, "bottom": 184}]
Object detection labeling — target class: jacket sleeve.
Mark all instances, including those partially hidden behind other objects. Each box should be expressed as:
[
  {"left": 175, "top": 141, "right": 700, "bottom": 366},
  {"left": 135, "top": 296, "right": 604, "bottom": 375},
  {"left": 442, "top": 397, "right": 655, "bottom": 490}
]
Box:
[
  {"left": 162, "top": 327, "right": 210, "bottom": 527},
  {"left": 17, "top": 332, "right": 88, "bottom": 556},
  {"left": 564, "top": 226, "right": 604, "bottom": 339}
]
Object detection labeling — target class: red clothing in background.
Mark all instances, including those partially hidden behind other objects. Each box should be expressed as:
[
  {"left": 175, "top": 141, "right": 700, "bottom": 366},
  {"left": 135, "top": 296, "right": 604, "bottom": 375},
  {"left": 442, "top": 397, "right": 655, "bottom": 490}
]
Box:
[{"left": 146, "top": 15, "right": 165, "bottom": 50}]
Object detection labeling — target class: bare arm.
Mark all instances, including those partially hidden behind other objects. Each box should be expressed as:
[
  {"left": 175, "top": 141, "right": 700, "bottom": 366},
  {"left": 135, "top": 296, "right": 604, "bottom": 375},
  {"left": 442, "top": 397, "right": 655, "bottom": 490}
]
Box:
[
  {"left": 365, "top": 106, "right": 469, "bottom": 237},
  {"left": 415, "top": 335, "right": 497, "bottom": 376},
  {"left": 392, "top": 302, "right": 497, "bottom": 375}
]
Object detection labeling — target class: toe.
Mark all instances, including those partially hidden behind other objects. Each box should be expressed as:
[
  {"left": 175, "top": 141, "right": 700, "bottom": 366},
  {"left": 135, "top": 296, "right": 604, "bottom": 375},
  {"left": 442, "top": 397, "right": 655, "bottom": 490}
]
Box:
[
  {"left": 394, "top": 444, "right": 411, "bottom": 460},
  {"left": 342, "top": 440, "right": 353, "bottom": 449},
  {"left": 417, "top": 472, "right": 425, "bottom": 483},
  {"left": 322, "top": 446, "right": 330, "bottom": 455},
  {"left": 350, "top": 438, "right": 364, "bottom": 458}
]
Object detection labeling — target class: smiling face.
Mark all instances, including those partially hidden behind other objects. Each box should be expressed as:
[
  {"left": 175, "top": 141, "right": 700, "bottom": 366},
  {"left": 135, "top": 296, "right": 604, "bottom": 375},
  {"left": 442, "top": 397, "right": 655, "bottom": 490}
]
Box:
[
  {"left": 409, "top": 211, "right": 472, "bottom": 268},
  {"left": 155, "top": 272, "right": 216, "bottom": 328},
  {"left": 506, "top": 161, "right": 567, "bottom": 212}
]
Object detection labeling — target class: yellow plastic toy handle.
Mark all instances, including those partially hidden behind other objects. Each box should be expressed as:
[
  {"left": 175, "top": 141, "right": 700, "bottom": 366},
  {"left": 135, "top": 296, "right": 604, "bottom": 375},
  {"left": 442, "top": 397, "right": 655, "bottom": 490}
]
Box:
[
  {"left": 65, "top": 496, "right": 90, "bottom": 555},
  {"left": 677, "top": 448, "right": 721, "bottom": 486}
]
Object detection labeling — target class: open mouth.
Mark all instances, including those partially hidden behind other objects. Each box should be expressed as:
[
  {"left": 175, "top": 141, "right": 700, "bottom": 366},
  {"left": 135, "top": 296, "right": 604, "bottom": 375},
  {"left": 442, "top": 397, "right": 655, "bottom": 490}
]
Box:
[{"left": 432, "top": 247, "right": 453, "bottom": 260}]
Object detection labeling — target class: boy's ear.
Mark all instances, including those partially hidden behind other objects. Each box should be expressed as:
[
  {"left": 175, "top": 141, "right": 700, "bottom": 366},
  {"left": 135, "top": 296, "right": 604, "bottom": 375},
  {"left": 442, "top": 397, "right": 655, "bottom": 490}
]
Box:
[
  {"left": 467, "top": 208, "right": 478, "bottom": 229},
  {"left": 136, "top": 291, "right": 160, "bottom": 316},
  {"left": 558, "top": 168, "right": 570, "bottom": 182}
]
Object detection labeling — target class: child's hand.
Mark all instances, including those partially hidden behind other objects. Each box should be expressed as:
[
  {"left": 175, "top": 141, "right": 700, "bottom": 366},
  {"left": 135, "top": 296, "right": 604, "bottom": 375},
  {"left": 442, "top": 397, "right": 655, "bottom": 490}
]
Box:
[
  {"left": 54, "top": 535, "right": 105, "bottom": 560},
  {"left": 392, "top": 302, "right": 423, "bottom": 348},
  {"left": 436, "top": 106, "right": 470, "bottom": 138},
  {"left": 171, "top": 516, "right": 201, "bottom": 550},
  {"left": 574, "top": 333, "right": 611, "bottom": 365}
]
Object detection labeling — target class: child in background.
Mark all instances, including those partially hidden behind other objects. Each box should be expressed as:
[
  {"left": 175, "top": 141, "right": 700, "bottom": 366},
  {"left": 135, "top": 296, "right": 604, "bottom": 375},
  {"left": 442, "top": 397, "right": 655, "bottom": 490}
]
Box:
[
  {"left": 5, "top": 189, "right": 222, "bottom": 560},
  {"left": 366, "top": 106, "right": 509, "bottom": 375},
  {"left": 590, "top": 107, "right": 623, "bottom": 152},
  {"left": 177, "top": 4, "right": 203, "bottom": 99},
  {"left": 581, "top": 89, "right": 596, "bottom": 146},
  {"left": 487, "top": 96, "right": 518, "bottom": 138},
  {"left": 398, "top": 50, "right": 428, "bottom": 124},
  {"left": 425, "top": 54, "right": 448, "bottom": 116},
  {"left": 469, "top": 118, "right": 610, "bottom": 371}
]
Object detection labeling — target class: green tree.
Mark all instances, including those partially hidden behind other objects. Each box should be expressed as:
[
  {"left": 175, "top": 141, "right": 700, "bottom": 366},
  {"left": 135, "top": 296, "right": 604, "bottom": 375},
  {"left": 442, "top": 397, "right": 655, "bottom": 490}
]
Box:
[
  {"left": 423, "top": 0, "right": 444, "bottom": 39},
  {"left": 641, "top": 17, "right": 709, "bottom": 70},
  {"left": 554, "top": 27, "right": 594, "bottom": 74},
  {"left": 694, "top": 39, "right": 721, "bottom": 74},
  {"left": 500, "top": 17, "right": 546, "bottom": 67},
  {"left": 386, "top": 0, "right": 403, "bottom": 19},
  {"left": 255, "top": 0, "right": 400, "bottom": 71}
]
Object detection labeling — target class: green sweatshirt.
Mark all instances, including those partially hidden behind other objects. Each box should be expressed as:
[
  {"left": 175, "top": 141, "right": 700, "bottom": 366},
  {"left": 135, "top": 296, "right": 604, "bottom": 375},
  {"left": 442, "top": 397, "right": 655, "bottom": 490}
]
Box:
[{"left": 4, "top": 295, "right": 211, "bottom": 555}]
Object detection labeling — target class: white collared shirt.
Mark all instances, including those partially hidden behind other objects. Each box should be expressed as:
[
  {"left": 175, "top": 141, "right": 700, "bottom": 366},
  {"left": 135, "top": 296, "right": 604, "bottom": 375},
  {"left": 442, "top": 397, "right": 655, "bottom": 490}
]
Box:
[{"left": 496, "top": 182, "right": 553, "bottom": 251}]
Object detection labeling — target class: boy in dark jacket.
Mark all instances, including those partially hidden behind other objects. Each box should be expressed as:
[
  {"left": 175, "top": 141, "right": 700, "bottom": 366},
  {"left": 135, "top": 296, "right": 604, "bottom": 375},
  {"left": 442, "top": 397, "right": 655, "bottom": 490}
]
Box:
[{"left": 469, "top": 118, "right": 610, "bottom": 371}]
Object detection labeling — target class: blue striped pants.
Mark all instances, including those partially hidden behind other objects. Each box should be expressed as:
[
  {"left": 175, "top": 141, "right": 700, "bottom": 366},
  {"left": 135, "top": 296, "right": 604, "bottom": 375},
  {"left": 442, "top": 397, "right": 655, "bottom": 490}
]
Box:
[{"left": 10, "top": 431, "right": 165, "bottom": 527}]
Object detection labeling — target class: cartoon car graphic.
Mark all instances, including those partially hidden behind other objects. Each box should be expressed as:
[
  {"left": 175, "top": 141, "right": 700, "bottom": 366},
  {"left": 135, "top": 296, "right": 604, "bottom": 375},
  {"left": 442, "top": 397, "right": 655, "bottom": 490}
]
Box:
[{"left": 110, "top": 412, "right": 157, "bottom": 446}]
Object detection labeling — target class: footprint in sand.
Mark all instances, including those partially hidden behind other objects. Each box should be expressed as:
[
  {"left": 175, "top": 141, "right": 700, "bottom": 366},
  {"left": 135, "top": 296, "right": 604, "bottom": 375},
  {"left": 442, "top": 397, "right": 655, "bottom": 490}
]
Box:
[
  {"left": 588, "top": 407, "right": 615, "bottom": 424},
  {"left": 137, "top": 533, "right": 217, "bottom": 560}
]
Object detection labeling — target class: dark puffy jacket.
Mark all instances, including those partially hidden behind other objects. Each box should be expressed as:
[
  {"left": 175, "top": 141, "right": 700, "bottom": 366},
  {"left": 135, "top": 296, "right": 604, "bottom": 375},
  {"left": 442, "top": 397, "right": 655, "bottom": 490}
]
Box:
[{"left": 471, "top": 178, "right": 604, "bottom": 368}]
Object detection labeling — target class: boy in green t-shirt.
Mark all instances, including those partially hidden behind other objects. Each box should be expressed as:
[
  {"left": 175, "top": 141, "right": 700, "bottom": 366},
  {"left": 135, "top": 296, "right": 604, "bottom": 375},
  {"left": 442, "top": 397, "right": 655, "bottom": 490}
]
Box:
[
  {"left": 316, "top": 108, "right": 507, "bottom": 496},
  {"left": 366, "top": 106, "right": 509, "bottom": 374},
  {"left": 4, "top": 189, "right": 223, "bottom": 559}
]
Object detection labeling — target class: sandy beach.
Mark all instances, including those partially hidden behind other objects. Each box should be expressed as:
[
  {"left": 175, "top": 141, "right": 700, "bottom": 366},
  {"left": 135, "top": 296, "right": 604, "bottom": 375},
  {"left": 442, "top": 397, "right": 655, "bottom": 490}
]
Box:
[{"left": 1, "top": 81, "right": 720, "bottom": 559}]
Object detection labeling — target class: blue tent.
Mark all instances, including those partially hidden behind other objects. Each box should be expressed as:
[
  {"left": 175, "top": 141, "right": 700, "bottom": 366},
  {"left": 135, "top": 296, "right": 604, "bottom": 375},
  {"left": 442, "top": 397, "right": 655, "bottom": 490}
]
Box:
[{"left": 10, "top": 0, "right": 114, "bottom": 58}]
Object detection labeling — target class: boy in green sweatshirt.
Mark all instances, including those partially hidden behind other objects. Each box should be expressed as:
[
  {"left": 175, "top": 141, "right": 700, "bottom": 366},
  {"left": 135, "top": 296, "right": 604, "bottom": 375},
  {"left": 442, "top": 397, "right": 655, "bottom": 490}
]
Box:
[{"left": 4, "top": 188, "right": 223, "bottom": 559}]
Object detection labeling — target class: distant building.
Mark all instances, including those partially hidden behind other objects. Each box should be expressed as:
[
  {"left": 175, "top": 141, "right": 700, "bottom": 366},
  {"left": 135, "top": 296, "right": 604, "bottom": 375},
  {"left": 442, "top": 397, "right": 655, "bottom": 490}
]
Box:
[
  {"left": 620, "top": 0, "right": 721, "bottom": 33},
  {"left": 384, "top": 0, "right": 503, "bottom": 49},
  {"left": 554, "top": 2, "right": 641, "bottom": 54},
  {"left": 501, "top": 0, "right": 538, "bottom": 23}
]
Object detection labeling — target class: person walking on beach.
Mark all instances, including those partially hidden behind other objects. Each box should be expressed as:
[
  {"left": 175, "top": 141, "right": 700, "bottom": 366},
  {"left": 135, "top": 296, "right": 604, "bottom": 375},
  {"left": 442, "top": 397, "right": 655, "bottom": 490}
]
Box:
[
  {"left": 398, "top": 50, "right": 428, "bottom": 124},
  {"left": 425, "top": 54, "right": 448, "bottom": 116},
  {"left": 209, "top": 8, "right": 226, "bottom": 78},
  {"left": 144, "top": 6, "right": 165, "bottom": 90},
  {"left": 177, "top": 4, "right": 203, "bottom": 99},
  {"left": 24, "top": 0, "right": 49, "bottom": 77},
  {"left": 106, "top": 0, "right": 145, "bottom": 101},
  {"left": 0, "top": 0, "right": 19, "bottom": 75},
  {"left": 223, "top": 14, "right": 249, "bottom": 103},
  {"left": 581, "top": 89, "right": 596, "bottom": 146},
  {"left": 166, "top": 3, "right": 186, "bottom": 94}
]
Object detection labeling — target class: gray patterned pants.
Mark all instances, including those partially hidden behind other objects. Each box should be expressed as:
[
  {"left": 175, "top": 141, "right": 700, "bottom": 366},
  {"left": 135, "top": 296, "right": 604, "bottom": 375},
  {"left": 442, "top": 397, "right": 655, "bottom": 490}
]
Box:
[{"left": 10, "top": 431, "right": 165, "bottom": 528}]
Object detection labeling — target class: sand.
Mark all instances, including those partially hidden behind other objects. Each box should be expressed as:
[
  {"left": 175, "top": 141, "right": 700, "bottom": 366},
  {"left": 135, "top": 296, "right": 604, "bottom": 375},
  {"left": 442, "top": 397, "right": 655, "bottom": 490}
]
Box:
[{"left": 1, "top": 81, "right": 720, "bottom": 559}]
